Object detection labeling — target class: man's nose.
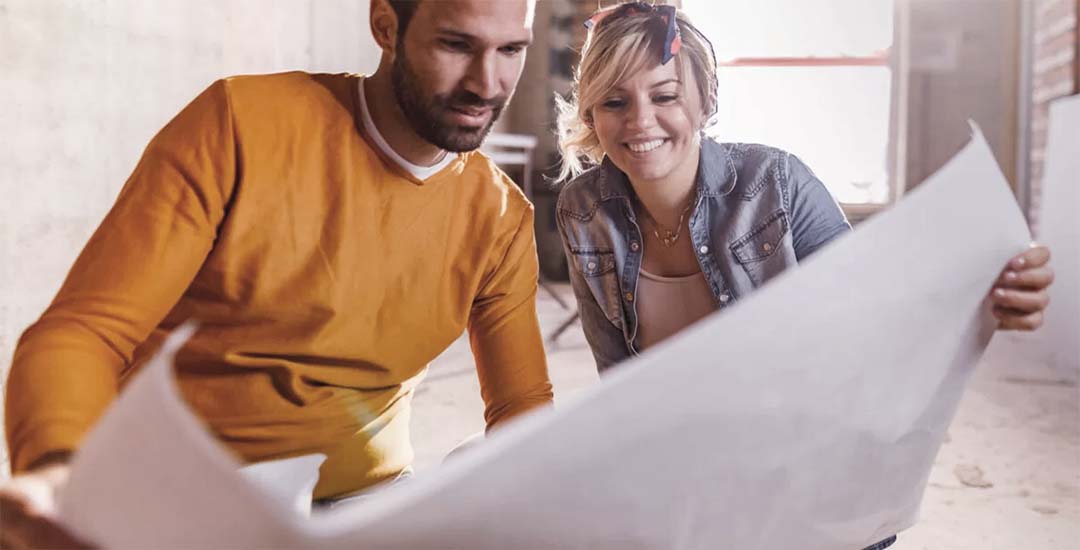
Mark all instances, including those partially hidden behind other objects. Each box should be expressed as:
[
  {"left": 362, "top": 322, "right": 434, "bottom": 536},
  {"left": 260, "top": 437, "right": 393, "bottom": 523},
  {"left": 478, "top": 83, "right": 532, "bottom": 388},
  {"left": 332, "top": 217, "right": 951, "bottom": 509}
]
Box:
[{"left": 462, "top": 51, "right": 501, "bottom": 101}]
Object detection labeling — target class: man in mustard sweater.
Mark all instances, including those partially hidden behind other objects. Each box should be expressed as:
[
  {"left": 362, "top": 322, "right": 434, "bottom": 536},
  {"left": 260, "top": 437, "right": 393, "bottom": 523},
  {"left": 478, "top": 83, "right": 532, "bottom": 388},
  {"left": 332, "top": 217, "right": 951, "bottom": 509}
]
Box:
[{"left": 1, "top": 0, "right": 551, "bottom": 546}]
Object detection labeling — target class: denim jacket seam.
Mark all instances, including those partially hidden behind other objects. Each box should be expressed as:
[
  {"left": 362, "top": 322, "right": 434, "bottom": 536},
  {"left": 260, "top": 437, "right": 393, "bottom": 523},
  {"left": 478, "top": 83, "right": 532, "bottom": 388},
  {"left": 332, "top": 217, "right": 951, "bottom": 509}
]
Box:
[
  {"left": 557, "top": 188, "right": 631, "bottom": 222},
  {"left": 731, "top": 208, "right": 789, "bottom": 250},
  {"left": 568, "top": 246, "right": 615, "bottom": 255},
  {"left": 741, "top": 150, "right": 772, "bottom": 200},
  {"left": 556, "top": 205, "right": 597, "bottom": 223},
  {"left": 697, "top": 142, "right": 738, "bottom": 198},
  {"left": 779, "top": 150, "right": 793, "bottom": 211}
]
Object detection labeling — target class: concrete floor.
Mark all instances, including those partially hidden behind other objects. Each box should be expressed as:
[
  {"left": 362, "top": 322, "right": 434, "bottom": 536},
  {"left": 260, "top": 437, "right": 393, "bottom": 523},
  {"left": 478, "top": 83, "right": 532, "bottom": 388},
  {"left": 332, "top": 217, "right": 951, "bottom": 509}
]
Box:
[{"left": 411, "top": 283, "right": 1079, "bottom": 549}]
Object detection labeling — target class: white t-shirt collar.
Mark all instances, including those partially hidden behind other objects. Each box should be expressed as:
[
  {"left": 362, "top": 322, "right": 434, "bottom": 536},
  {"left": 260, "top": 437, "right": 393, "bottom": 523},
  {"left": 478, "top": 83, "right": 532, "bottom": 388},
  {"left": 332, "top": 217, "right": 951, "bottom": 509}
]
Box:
[{"left": 357, "top": 77, "right": 458, "bottom": 181}]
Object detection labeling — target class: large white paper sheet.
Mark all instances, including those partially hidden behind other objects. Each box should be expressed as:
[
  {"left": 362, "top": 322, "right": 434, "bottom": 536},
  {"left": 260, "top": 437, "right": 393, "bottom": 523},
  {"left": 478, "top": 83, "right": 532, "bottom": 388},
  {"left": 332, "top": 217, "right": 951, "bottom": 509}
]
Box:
[{"left": 58, "top": 128, "right": 1032, "bottom": 549}]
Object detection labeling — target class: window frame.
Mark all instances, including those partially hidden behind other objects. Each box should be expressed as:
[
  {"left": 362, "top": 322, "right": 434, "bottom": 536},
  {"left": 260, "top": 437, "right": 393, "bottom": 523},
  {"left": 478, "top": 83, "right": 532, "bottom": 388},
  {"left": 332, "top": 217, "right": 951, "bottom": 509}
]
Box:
[{"left": 685, "top": 1, "right": 908, "bottom": 221}]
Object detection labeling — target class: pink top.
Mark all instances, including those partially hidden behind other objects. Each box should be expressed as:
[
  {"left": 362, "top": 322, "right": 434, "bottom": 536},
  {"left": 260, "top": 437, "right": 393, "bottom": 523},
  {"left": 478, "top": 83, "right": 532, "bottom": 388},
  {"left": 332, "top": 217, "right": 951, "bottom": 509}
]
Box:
[{"left": 635, "top": 267, "right": 718, "bottom": 349}]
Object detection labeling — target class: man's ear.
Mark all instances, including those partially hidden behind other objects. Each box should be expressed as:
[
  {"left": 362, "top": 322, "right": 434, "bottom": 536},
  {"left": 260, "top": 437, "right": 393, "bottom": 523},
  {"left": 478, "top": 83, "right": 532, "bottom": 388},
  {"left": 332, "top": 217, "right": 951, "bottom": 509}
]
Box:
[{"left": 370, "top": 0, "right": 400, "bottom": 55}]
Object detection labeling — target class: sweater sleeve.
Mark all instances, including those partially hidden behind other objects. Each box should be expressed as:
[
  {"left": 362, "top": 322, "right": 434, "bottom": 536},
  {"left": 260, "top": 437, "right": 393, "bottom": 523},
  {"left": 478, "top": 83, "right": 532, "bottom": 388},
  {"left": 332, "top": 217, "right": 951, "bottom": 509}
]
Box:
[
  {"left": 4, "top": 79, "right": 238, "bottom": 472},
  {"left": 468, "top": 205, "right": 554, "bottom": 430}
]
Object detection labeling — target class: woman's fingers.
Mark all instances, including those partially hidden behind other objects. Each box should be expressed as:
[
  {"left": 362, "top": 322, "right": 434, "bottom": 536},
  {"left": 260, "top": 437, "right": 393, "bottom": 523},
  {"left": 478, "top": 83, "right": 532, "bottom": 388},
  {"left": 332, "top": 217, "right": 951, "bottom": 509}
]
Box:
[
  {"left": 1008, "top": 244, "right": 1051, "bottom": 270},
  {"left": 996, "top": 265, "right": 1055, "bottom": 289},
  {"left": 992, "top": 306, "right": 1045, "bottom": 331},
  {"left": 991, "top": 287, "right": 1050, "bottom": 313}
]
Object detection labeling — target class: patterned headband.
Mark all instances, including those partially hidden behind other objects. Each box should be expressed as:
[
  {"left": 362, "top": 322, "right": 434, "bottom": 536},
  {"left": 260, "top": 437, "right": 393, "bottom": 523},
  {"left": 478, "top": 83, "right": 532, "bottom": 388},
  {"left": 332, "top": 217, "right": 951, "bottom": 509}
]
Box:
[{"left": 584, "top": 2, "right": 683, "bottom": 65}]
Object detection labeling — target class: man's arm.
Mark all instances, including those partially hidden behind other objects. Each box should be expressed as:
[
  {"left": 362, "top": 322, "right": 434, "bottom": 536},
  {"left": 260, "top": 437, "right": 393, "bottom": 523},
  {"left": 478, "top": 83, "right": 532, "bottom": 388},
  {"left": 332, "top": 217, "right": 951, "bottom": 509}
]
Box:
[
  {"left": 5, "top": 79, "right": 238, "bottom": 473},
  {"left": 467, "top": 205, "right": 554, "bottom": 430}
]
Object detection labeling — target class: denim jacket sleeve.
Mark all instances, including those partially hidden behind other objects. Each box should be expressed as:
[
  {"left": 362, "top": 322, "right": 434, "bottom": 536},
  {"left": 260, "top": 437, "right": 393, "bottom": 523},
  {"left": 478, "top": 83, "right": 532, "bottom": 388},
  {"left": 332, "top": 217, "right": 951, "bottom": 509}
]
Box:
[
  {"left": 786, "top": 153, "right": 852, "bottom": 259},
  {"left": 555, "top": 206, "right": 630, "bottom": 372}
]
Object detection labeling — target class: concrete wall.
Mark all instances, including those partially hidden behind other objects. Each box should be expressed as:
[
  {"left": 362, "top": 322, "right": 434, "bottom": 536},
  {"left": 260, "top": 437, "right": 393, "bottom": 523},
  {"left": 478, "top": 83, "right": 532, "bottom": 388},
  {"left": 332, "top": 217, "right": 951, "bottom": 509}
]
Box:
[{"left": 0, "top": 0, "right": 381, "bottom": 474}]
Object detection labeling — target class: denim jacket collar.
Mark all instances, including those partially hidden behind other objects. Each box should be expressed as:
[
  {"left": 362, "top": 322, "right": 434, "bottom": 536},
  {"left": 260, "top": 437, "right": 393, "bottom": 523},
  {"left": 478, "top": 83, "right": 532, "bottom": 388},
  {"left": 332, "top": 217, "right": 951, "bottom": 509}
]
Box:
[{"left": 590, "top": 137, "right": 740, "bottom": 202}]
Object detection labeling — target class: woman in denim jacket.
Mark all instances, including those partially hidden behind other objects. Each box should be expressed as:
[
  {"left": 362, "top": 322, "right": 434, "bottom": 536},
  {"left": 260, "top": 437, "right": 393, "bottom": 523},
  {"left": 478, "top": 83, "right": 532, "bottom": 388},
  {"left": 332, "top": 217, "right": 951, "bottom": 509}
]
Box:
[{"left": 553, "top": 4, "right": 1054, "bottom": 549}]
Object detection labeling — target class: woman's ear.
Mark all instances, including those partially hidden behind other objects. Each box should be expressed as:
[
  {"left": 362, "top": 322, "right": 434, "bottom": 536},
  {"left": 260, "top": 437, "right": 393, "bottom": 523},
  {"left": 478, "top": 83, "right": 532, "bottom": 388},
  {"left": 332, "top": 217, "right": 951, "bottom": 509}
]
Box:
[{"left": 370, "top": 0, "right": 401, "bottom": 56}]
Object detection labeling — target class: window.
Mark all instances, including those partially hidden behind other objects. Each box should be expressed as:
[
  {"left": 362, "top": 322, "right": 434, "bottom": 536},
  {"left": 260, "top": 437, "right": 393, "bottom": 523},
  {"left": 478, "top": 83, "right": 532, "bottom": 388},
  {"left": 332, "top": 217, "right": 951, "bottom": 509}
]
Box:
[{"left": 682, "top": 0, "right": 898, "bottom": 206}]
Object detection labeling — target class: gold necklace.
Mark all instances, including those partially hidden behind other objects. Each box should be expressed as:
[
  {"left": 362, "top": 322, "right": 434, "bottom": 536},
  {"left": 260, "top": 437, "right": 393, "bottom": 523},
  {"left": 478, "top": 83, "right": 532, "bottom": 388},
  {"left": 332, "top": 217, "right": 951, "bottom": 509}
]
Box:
[{"left": 640, "top": 197, "right": 694, "bottom": 248}]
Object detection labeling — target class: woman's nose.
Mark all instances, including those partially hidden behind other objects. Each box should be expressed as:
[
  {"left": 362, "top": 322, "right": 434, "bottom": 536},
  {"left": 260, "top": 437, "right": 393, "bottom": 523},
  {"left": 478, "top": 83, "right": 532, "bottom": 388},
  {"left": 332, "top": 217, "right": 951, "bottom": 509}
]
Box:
[{"left": 626, "top": 101, "right": 656, "bottom": 130}]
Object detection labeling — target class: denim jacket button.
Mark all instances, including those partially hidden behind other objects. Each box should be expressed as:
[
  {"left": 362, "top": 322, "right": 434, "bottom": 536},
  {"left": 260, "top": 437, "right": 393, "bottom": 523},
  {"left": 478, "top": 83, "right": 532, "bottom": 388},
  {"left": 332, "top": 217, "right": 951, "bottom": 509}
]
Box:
[
  {"left": 763, "top": 242, "right": 773, "bottom": 252},
  {"left": 587, "top": 261, "right": 597, "bottom": 270},
  {"left": 630, "top": 241, "right": 640, "bottom": 251},
  {"left": 720, "top": 293, "right": 731, "bottom": 303},
  {"left": 699, "top": 245, "right": 709, "bottom": 254},
  {"left": 625, "top": 292, "right": 635, "bottom": 302}
]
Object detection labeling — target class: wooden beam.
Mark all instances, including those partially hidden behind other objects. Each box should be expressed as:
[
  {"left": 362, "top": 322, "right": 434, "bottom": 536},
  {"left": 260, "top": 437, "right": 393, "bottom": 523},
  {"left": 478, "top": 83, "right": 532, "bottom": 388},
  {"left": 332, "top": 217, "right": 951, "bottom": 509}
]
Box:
[{"left": 718, "top": 54, "right": 890, "bottom": 68}]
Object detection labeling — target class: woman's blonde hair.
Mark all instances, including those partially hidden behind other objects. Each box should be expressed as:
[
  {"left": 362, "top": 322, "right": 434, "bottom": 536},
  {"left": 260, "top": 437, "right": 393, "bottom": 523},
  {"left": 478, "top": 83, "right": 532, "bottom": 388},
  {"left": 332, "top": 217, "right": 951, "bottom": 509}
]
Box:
[{"left": 555, "top": 4, "right": 718, "bottom": 182}]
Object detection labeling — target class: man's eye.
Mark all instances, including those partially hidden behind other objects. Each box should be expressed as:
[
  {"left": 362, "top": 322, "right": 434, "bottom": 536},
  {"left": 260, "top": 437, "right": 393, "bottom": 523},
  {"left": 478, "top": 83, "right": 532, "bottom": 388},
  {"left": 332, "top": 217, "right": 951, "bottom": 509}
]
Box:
[
  {"left": 440, "top": 39, "right": 470, "bottom": 52},
  {"left": 499, "top": 45, "right": 525, "bottom": 56}
]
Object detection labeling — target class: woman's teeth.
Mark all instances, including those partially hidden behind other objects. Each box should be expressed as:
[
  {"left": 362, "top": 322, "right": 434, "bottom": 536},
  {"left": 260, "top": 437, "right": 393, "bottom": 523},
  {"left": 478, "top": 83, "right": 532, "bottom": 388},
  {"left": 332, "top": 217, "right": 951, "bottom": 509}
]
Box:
[{"left": 627, "top": 139, "right": 665, "bottom": 153}]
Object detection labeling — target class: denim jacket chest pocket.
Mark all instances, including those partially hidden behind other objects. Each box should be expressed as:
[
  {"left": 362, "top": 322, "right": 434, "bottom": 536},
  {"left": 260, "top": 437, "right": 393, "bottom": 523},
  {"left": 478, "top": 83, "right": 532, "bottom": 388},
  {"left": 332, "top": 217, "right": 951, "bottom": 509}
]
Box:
[
  {"left": 729, "top": 209, "right": 795, "bottom": 287},
  {"left": 568, "top": 248, "right": 623, "bottom": 327}
]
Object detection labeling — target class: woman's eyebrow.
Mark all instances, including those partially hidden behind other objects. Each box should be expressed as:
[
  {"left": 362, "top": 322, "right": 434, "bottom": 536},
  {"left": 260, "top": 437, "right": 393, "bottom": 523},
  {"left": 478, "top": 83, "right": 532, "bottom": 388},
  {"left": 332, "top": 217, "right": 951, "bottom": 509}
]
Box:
[
  {"left": 610, "top": 79, "right": 682, "bottom": 93},
  {"left": 650, "top": 79, "right": 682, "bottom": 89}
]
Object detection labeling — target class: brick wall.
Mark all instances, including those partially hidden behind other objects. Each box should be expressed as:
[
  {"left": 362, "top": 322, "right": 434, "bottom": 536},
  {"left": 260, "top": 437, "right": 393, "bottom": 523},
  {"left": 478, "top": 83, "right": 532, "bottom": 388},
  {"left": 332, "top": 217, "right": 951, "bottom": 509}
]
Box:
[{"left": 1028, "top": 0, "right": 1079, "bottom": 235}]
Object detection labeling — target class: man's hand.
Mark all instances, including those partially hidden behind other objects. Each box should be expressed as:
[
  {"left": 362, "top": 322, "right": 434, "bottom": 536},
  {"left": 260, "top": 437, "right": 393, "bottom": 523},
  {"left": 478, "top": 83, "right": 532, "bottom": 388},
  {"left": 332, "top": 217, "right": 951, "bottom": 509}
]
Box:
[
  {"left": 0, "top": 463, "right": 94, "bottom": 549},
  {"left": 991, "top": 243, "right": 1053, "bottom": 331}
]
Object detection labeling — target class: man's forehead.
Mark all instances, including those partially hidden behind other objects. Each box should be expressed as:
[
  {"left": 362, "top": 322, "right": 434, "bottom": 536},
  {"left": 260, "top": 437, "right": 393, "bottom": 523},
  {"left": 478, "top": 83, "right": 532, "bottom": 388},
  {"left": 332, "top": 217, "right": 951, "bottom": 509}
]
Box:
[{"left": 414, "top": 0, "right": 535, "bottom": 41}]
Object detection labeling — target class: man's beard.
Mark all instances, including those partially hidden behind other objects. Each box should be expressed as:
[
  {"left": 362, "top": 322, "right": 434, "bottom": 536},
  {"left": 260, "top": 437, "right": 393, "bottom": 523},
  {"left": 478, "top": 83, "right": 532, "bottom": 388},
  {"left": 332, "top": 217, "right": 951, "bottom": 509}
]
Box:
[{"left": 391, "top": 51, "right": 508, "bottom": 153}]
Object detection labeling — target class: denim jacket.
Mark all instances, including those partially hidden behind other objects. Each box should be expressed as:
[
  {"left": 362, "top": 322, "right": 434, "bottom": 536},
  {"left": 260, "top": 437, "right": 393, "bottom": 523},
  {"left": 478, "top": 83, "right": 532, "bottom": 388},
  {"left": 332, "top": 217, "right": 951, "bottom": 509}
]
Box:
[{"left": 556, "top": 137, "right": 852, "bottom": 372}]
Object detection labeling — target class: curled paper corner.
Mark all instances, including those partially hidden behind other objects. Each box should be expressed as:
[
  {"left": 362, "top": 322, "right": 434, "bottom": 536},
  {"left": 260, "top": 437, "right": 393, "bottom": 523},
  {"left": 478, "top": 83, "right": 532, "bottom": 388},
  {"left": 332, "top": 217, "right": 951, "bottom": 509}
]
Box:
[
  {"left": 161, "top": 321, "right": 200, "bottom": 357},
  {"left": 146, "top": 321, "right": 200, "bottom": 391},
  {"left": 240, "top": 454, "right": 328, "bottom": 518},
  {"left": 966, "top": 119, "right": 986, "bottom": 142}
]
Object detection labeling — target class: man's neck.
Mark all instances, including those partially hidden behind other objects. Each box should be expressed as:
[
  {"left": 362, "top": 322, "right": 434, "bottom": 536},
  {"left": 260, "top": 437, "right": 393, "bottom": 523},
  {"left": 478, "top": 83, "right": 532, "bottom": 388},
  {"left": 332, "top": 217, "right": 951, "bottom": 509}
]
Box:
[{"left": 363, "top": 71, "right": 447, "bottom": 167}]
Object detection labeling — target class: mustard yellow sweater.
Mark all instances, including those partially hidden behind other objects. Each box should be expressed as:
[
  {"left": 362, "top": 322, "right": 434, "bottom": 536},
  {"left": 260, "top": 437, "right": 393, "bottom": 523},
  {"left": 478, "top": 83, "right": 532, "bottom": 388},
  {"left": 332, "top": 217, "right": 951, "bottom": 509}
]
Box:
[{"left": 5, "top": 72, "right": 553, "bottom": 498}]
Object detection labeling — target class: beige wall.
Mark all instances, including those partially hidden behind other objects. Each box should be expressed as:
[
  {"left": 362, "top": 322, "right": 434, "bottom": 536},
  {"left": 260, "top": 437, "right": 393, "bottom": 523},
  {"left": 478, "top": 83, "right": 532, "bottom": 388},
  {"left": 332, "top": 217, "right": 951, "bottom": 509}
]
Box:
[
  {"left": 902, "top": 0, "right": 1023, "bottom": 192},
  {"left": 0, "top": 0, "right": 381, "bottom": 474},
  {"left": 1027, "top": 0, "right": 1078, "bottom": 235},
  {"left": 4, "top": 0, "right": 1047, "bottom": 474}
]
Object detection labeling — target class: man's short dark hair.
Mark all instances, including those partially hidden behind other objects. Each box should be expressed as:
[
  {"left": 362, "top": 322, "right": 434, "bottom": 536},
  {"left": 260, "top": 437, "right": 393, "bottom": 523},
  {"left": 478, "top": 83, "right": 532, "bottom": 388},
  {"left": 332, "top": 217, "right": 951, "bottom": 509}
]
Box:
[{"left": 387, "top": 0, "right": 421, "bottom": 41}]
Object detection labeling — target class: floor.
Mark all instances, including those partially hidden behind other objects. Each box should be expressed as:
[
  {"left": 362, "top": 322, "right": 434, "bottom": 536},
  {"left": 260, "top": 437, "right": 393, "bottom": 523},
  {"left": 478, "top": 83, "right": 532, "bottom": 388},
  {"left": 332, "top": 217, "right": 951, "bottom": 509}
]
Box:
[{"left": 410, "top": 283, "right": 1080, "bottom": 549}]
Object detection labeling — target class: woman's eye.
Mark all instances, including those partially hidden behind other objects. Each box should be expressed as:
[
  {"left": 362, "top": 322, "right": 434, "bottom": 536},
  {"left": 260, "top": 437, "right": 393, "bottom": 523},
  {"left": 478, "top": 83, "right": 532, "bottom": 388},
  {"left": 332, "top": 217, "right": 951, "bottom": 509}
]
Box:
[
  {"left": 654, "top": 94, "right": 679, "bottom": 104},
  {"left": 601, "top": 99, "right": 625, "bottom": 109}
]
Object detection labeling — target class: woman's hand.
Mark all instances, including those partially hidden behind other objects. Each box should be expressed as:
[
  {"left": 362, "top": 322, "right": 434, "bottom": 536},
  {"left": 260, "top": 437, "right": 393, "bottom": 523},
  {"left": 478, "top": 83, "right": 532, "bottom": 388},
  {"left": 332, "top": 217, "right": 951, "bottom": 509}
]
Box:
[{"left": 990, "top": 244, "right": 1053, "bottom": 331}]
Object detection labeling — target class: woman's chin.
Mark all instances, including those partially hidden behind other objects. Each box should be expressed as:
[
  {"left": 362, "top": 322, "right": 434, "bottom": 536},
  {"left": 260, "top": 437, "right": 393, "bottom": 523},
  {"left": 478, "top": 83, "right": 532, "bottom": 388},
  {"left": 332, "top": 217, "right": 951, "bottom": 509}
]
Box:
[{"left": 621, "top": 164, "right": 671, "bottom": 184}]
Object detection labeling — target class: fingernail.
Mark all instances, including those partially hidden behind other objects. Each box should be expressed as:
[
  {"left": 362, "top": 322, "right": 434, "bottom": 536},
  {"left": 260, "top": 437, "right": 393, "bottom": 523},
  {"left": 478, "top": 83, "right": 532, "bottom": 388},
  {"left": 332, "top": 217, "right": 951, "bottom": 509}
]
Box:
[
  {"left": 994, "top": 288, "right": 1007, "bottom": 297},
  {"left": 1005, "top": 271, "right": 1018, "bottom": 281},
  {"left": 1013, "top": 257, "right": 1026, "bottom": 268}
]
